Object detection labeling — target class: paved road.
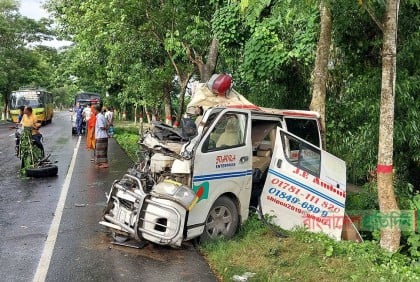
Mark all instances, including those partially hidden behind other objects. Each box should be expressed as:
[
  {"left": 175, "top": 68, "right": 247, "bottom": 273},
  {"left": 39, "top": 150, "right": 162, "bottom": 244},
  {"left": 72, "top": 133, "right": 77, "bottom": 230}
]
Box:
[{"left": 0, "top": 112, "right": 217, "bottom": 282}]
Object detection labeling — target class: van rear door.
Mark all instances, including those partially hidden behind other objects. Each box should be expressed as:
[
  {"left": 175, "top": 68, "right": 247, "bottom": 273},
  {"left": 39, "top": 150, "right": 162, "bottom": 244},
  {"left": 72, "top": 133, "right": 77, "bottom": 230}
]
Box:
[{"left": 259, "top": 127, "right": 346, "bottom": 240}]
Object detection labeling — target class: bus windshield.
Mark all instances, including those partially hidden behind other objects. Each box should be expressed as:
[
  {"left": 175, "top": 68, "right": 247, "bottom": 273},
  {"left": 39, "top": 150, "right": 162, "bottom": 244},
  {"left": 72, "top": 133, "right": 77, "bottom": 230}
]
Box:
[
  {"left": 10, "top": 91, "right": 44, "bottom": 109},
  {"left": 74, "top": 92, "right": 101, "bottom": 107}
]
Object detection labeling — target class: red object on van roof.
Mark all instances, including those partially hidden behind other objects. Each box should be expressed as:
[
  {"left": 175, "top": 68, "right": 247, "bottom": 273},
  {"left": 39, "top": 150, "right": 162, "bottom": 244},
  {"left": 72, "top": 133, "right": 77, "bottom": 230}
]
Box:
[{"left": 207, "top": 74, "right": 232, "bottom": 96}]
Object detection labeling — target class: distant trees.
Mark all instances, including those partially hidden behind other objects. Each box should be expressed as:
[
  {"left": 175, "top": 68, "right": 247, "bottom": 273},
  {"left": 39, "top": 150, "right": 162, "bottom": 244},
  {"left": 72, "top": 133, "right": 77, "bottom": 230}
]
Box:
[{"left": 0, "top": 0, "right": 57, "bottom": 118}]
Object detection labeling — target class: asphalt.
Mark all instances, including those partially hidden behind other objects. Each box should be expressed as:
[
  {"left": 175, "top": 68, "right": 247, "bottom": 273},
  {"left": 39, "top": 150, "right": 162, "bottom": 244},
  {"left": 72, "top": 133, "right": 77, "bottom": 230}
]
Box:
[{"left": 45, "top": 133, "right": 218, "bottom": 282}]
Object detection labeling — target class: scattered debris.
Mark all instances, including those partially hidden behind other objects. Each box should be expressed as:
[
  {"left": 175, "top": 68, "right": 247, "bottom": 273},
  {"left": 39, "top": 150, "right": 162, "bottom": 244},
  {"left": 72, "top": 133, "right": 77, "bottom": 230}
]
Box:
[
  {"left": 75, "top": 203, "right": 87, "bottom": 207},
  {"left": 111, "top": 239, "right": 148, "bottom": 249},
  {"left": 232, "top": 272, "right": 256, "bottom": 281}
]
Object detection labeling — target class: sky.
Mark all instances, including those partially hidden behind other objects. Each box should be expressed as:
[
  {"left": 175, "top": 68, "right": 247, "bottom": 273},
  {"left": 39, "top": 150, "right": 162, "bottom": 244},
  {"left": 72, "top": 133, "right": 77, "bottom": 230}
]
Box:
[
  {"left": 20, "top": 0, "right": 46, "bottom": 20},
  {"left": 19, "top": 0, "right": 72, "bottom": 48}
]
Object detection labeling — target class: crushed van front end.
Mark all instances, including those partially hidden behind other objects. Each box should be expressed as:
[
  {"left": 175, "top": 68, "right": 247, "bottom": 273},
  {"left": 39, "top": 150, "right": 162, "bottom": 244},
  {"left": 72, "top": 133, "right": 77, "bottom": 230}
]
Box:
[{"left": 101, "top": 169, "right": 193, "bottom": 247}]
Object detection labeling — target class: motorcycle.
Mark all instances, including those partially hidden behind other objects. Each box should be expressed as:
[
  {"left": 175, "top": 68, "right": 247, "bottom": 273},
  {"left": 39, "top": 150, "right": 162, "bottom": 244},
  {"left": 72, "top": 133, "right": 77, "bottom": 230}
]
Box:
[{"left": 14, "top": 125, "right": 58, "bottom": 178}]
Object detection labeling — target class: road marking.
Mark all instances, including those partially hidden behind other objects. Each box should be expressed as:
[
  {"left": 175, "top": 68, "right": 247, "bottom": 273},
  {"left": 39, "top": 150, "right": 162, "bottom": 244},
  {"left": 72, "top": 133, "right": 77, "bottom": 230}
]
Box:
[{"left": 33, "top": 135, "right": 81, "bottom": 282}]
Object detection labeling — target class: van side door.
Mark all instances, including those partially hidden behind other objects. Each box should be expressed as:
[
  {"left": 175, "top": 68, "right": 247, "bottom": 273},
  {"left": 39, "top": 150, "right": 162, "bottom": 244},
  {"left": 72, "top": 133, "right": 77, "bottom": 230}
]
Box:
[{"left": 259, "top": 127, "right": 346, "bottom": 240}]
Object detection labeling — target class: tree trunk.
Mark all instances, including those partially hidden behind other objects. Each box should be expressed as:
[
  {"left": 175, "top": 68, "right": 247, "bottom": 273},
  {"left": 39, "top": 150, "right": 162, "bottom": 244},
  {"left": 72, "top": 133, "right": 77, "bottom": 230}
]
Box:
[
  {"left": 377, "top": 0, "right": 400, "bottom": 252},
  {"left": 175, "top": 73, "right": 192, "bottom": 127},
  {"left": 199, "top": 37, "right": 219, "bottom": 82},
  {"left": 144, "top": 105, "right": 151, "bottom": 124},
  {"left": 163, "top": 85, "right": 172, "bottom": 126},
  {"left": 309, "top": 0, "right": 331, "bottom": 149}
]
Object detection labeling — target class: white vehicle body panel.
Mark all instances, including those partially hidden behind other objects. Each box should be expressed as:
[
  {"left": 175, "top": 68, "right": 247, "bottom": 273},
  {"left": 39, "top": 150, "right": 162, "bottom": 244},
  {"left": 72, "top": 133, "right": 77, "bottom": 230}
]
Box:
[{"left": 259, "top": 128, "right": 346, "bottom": 240}]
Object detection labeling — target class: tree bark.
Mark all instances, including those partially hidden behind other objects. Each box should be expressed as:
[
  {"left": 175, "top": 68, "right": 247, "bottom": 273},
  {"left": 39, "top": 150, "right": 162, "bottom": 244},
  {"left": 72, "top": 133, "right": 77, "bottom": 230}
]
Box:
[
  {"left": 200, "top": 37, "right": 219, "bottom": 82},
  {"left": 377, "top": 0, "right": 400, "bottom": 252},
  {"left": 163, "top": 84, "right": 172, "bottom": 126},
  {"left": 175, "top": 73, "right": 192, "bottom": 127},
  {"left": 309, "top": 0, "right": 331, "bottom": 150},
  {"left": 186, "top": 37, "right": 219, "bottom": 82}
]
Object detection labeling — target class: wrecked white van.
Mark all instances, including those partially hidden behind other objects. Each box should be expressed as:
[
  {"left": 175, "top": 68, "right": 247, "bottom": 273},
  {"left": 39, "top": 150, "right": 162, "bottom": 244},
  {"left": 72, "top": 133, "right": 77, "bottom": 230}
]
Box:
[{"left": 100, "top": 79, "right": 349, "bottom": 247}]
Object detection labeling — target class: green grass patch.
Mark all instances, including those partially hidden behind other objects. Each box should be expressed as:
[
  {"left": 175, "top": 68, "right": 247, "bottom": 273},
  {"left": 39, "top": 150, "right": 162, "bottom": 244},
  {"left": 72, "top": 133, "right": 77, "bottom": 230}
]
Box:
[
  {"left": 199, "top": 214, "right": 420, "bottom": 282},
  {"left": 113, "top": 122, "right": 140, "bottom": 161}
]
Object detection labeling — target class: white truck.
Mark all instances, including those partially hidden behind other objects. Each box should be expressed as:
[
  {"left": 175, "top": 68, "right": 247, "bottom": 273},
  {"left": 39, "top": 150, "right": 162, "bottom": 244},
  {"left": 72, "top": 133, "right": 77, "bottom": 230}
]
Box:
[{"left": 100, "top": 78, "right": 351, "bottom": 247}]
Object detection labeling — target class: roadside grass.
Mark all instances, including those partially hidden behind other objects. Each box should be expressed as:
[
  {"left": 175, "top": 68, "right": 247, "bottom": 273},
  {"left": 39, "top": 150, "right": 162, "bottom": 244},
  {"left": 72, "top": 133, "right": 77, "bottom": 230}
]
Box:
[
  {"left": 113, "top": 121, "right": 140, "bottom": 161},
  {"left": 199, "top": 214, "right": 420, "bottom": 282},
  {"left": 113, "top": 122, "right": 420, "bottom": 282}
]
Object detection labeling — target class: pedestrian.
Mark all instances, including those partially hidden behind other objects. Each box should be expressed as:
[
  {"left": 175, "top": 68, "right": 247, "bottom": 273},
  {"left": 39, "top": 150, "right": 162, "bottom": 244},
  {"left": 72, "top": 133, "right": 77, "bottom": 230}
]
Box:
[
  {"left": 93, "top": 104, "right": 109, "bottom": 168},
  {"left": 20, "top": 106, "right": 44, "bottom": 156},
  {"left": 74, "top": 102, "right": 84, "bottom": 135},
  {"left": 13, "top": 106, "right": 26, "bottom": 155},
  {"left": 86, "top": 104, "right": 96, "bottom": 150},
  {"left": 104, "top": 106, "right": 114, "bottom": 137},
  {"left": 17, "top": 105, "right": 25, "bottom": 123}
]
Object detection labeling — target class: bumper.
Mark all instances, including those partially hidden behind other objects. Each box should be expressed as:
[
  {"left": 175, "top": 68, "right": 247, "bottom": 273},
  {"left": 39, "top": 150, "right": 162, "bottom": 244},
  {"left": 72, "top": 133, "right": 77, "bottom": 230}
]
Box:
[{"left": 101, "top": 173, "right": 187, "bottom": 247}]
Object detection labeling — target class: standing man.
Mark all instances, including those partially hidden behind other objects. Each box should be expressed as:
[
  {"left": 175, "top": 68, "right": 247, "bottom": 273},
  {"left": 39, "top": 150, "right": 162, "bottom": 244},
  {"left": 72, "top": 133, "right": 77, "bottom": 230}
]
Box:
[
  {"left": 104, "top": 106, "right": 114, "bottom": 137},
  {"left": 93, "top": 104, "right": 109, "bottom": 168},
  {"left": 74, "top": 102, "right": 84, "bottom": 135}
]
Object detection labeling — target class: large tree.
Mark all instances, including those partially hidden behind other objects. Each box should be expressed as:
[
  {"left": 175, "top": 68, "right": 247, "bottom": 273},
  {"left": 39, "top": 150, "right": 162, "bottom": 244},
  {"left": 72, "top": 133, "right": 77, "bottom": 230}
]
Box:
[
  {"left": 376, "top": 0, "right": 400, "bottom": 252},
  {"left": 309, "top": 0, "right": 332, "bottom": 149}
]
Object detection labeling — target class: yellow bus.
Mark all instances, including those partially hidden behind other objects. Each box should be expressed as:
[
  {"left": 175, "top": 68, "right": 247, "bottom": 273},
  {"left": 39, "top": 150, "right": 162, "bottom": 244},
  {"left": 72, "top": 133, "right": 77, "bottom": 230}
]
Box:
[{"left": 9, "top": 88, "right": 54, "bottom": 124}]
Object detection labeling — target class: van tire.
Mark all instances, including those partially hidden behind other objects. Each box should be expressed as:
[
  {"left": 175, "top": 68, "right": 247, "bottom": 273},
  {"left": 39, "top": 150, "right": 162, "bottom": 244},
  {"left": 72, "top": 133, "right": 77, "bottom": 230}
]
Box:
[
  {"left": 199, "top": 196, "right": 239, "bottom": 243},
  {"left": 26, "top": 165, "right": 58, "bottom": 178}
]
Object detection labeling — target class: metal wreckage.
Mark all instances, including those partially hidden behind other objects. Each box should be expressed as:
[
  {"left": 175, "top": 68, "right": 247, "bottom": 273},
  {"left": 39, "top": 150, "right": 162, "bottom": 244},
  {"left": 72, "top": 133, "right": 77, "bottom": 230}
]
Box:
[{"left": 100, "top": 74, "right": 361, "bottom": 247}]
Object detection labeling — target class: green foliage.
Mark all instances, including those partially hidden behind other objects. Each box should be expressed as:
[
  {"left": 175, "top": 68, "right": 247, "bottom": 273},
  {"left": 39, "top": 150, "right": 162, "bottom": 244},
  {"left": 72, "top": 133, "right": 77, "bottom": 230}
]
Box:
[
  {"left": 200, "top": 216, "right": 420, "bottom": 281},
  {"left": 19, "top": 128, "right": 43, "bottom": 171},
  {"left": 113, "top": 125, "right": 139, "bottom": 162},
  {"left": 345, "top": 184, "right": 379, "bottom": 211}
]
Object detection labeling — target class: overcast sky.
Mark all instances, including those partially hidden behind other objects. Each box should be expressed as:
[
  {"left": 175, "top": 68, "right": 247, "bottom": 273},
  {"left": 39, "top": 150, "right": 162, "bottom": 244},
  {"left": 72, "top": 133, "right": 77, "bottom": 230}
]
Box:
[
  {"left": 20, "top": 0, "right": 47, "bottom": 20},
  {"left": 20, "top": 0, "right": 72, "bottom": 48}
]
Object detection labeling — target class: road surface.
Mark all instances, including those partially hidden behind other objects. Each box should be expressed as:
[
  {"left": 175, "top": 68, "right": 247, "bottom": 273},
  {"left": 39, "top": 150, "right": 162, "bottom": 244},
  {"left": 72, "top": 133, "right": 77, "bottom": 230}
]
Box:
[{"left": 0, "top": 111, "right": 216, "bottom": 282}]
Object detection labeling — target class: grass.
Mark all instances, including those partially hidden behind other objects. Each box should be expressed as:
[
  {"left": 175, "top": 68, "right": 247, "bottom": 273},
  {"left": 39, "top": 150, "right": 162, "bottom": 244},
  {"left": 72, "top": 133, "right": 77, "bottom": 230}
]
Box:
[
  {"left": 112, "top": 121, "right": 141, "bottom": 161},
  {"left": 113, "top": 121, "right": 420, "bottom": 282},
  {"left": 199, "top": 214, "right": 420, "bottom": 282}
]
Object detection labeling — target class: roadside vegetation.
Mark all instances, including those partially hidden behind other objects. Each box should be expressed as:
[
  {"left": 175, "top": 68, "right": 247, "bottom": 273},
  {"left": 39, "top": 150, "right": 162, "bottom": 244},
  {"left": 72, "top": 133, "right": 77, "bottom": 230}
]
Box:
[
  {"left": 112, "top": 121, "right": 141, "bottom": 162},
  {"left": 114, "top": 124, "right": 420, "bottom": 281},
  {"left": 1, "top": 0, "right": 419, "bottom": 279}
]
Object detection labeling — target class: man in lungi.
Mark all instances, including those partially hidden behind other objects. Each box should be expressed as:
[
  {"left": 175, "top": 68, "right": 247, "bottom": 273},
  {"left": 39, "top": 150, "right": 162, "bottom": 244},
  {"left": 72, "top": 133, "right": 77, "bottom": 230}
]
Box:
[{"left": 93, "top": 104, "right": 109, "bottom": 168}]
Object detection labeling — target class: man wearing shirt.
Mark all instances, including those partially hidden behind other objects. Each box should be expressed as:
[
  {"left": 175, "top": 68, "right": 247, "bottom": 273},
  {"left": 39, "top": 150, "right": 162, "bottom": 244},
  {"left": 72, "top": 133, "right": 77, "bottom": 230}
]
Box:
[
  {"left": 20, "top": 106, "right": 44, "bottom": 156},
  {"left": 93, "top": 104, "right": 109, "bottom": 168}
]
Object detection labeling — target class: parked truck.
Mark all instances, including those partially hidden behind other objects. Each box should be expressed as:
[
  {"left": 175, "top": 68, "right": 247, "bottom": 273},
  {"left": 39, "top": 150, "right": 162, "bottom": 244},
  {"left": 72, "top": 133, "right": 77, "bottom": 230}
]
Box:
[{"left": 100, "top": 75, "right": 353, "bottom": 247}]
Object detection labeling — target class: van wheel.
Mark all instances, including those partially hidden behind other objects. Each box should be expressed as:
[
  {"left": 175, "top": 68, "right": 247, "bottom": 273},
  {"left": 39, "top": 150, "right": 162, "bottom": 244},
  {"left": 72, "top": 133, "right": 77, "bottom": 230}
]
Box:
[
  {"left": 26, "top": 165, "right": 58, "bottom": 178},
  {"left": 199, "top": 196, "right": 239, "bottom": 243}
]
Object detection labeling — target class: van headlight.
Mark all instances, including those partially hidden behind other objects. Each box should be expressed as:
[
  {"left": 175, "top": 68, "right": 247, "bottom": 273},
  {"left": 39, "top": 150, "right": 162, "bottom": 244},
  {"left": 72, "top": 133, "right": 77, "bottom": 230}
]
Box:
[{"left": 151, "top": 180, "right": 197, "bottom": 210}]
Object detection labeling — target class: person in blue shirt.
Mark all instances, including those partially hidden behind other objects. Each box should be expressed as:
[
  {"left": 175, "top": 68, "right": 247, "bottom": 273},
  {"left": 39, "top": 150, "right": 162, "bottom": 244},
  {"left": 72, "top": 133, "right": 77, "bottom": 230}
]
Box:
[{"left": 74, "top": 102, "right": 84, "bottom": 135}]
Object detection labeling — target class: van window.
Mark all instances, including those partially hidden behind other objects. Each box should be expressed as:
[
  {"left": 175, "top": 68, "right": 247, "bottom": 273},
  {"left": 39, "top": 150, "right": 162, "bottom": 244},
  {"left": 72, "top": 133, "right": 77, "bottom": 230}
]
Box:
[
  {"left": 203, "top": 113, "right": 247, "bottom": 152},
  {"left": 281, "top": 131, "right": 321, "bottom": 176},
  {"left": 285, "top": 118, "right": 320, "bottom": 147}
]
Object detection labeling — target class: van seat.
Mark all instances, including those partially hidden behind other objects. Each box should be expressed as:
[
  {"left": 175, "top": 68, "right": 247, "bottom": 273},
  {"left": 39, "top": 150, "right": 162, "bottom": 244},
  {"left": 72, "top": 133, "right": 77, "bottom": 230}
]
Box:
[{"left": 252, "top": 145, "right": 272, "bottom": 172}]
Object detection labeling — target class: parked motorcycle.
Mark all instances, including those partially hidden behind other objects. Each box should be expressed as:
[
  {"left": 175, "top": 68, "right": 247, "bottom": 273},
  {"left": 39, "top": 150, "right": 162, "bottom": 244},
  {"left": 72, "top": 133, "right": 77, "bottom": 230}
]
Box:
[{"left": 15, "top": 125, "right": 58, "bottom": 178}]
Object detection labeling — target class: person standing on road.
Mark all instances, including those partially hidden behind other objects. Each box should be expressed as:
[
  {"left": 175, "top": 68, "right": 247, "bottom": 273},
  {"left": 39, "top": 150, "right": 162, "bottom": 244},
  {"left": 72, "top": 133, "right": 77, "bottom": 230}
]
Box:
[
  {"left": 93, "top": 104, "right": 109, "bottom": 168},
  {"left": 85, "top": 103, "right": 96, "bottom": 150},
  {"left": 74, "top": 102, "right": 84, "bottom": 135},
  {"left": 17, "top": 105, "right": 25, "bottom": 123},
  {"left": 104, "top": 106, "right": 114, "bottom": 137}
]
